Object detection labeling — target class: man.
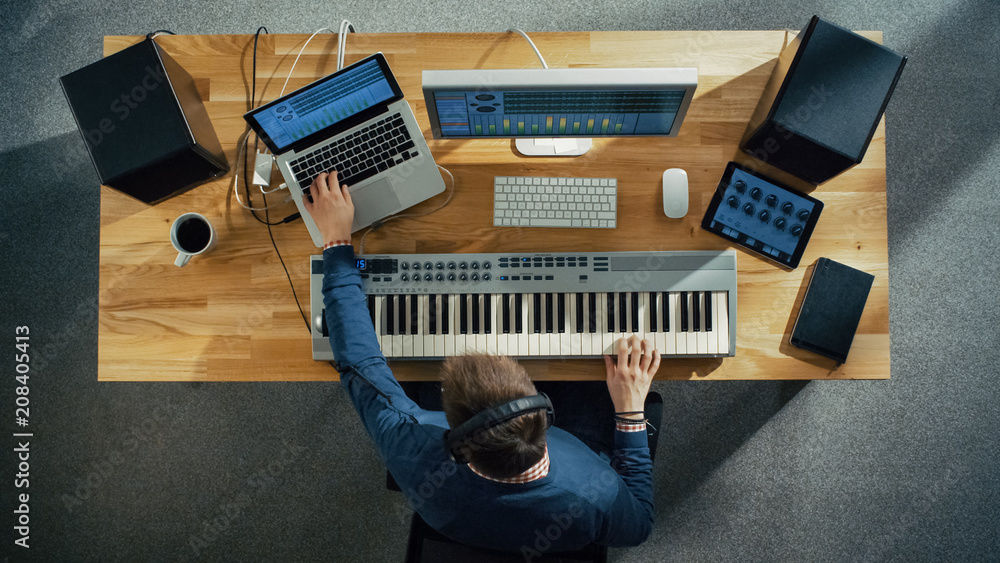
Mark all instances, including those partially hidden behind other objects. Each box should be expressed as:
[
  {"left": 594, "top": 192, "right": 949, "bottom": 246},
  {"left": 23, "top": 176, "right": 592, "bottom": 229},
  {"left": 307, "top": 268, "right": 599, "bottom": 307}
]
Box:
[{"left": 306, "top": 171, "right": 662, "bottom": 553}]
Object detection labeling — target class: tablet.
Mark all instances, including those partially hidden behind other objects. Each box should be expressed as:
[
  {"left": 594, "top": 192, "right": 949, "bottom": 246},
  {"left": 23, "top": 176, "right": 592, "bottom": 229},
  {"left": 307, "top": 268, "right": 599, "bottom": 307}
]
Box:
[{"left": 701, "top": 162, "right": 823, "bottom": 269}]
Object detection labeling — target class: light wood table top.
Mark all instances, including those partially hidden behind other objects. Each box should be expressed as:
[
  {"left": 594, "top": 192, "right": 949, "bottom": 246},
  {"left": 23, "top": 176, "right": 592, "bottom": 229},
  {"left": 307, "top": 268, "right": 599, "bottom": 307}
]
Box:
[{"left": 98, "top": 31, "right": 890, "bottom": 381}]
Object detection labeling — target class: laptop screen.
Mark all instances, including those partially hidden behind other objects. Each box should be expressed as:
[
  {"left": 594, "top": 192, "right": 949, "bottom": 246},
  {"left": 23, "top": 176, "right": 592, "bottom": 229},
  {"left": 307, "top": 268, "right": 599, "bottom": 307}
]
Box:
[{"left": 245, "top": 54, "right": 403, "bottom": 153}]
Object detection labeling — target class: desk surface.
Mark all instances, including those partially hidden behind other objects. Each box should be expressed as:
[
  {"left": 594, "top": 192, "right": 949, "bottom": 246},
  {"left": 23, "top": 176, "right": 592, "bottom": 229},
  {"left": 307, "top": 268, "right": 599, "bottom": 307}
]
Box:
[{"left": 98, "top": 31, "right": 890, "bottom": 381}]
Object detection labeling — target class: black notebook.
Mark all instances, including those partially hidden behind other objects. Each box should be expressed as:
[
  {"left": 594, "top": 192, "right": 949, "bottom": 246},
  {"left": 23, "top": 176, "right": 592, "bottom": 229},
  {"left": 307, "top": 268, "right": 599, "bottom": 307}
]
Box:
[{"left": 790, "top": 258, "right": 875, "bottom": 363}]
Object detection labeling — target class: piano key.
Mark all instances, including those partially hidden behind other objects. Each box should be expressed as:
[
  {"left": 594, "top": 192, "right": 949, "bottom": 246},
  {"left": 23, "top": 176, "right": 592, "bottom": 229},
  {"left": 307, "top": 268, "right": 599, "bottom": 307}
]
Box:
[
  {"left": 517, "top": 293, "right": 530, "bottom": 357},
  {"left": 588, "top": 292, "right": 597, "bottom": 334},
  {"left": 484, "top": 294, "right": 492, "bottom": 335},
  {"left": 680, "top": 291, "right": 689, "bottom": 333},
  {"left": 661, "top": 291, "right": 670, "bottom": 332},
  {"left": 401, "top": 296, "right": 414, "bottom": 357},
  {"left": 374, "top": 296, "right": 385, "bottom": 354},
  {"left": 414, "top": 295, "right": 426, "bottom": 358},
  {"left": 716, "top": 291, "right": 730, "bottom": 355},
  {"left": 601, "top": 292, "right": 615, "bottom": 355},
  {"left": 569, "top": 293, "right": 583, "bottom": 355},
  {"left": 441, "top": 293, "right": 450, "bottom": 334},
  {"left": 533, "top": 293, "right": 542, "bottom": 334},
  {"left": 367, "top": 296, "right": 377, "bottom": 329},
  {"left": 637, "top": 292, "right": 648, "bottom": 341},
  {"left": 391, "top": 296, "right": 405, "bottom": 357},
  {"left": 444, "top": 294, "right": 456, "bottom": 357},
  {"left": 385, "top": 295, "right": 395, "bottom": 336},
  {"left": 705, "top": 290, "right": 713, "bottom": 332},
  {"left": 474, "top": 294, "right": 488, "bottom": 354},
  {"left": 502, "top": 293, "right": 511, "bottom": 334},
  {"left": 648, "top": 292, "right": 657, "bottom": 333},
  {"left": 672, "top": 292, "right": 685, "bottom": 354},
  {"left": 651, "top": 292, "right": 667, "bottom": 355},
  {"left": 528, "top": 293, "right": 541, "bottom": 355},
  {"left": 410, "top": 294, "right": 420, "bottom": 335},
  {"left": 685, "top": 292, "right": 698, "bottom": 353},
  {"left": 459, "top": 294, "right": 469, "bottom": 335},
  {"left": 472, "top": 294, "right": 481, "bottom": 335},
  {"left": 706, "top": 292, "right": 719, "bottom": 355},
  {"left": 631, "top": 292, "right": 640, "bottom": 333},
  {"left": 693, "top": 291, "right": 701, "bottom": 332},
  {"left": 487, "top": 294, "right": 501, "bottom": 355},
  {"left": 545, "top": 293, "right": 554, "bottom": 334},
  {"left": 557, "top": 293, "right": 566, "bottom": 334},
  {"left": 618, "top": 292, "right": 628, "bottom": 333},
  {"left": 695, "top": 292, "right": 709, "bottom": 355},
  {"left": 434, "top": 295, "right": 445, "bottom": 357}
]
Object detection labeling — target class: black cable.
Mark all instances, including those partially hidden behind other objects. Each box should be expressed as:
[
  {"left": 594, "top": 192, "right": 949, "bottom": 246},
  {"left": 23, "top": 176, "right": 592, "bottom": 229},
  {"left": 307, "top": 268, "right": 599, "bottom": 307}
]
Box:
[{"left": 246, "top": 26, "right": 310, "bottom": 333}]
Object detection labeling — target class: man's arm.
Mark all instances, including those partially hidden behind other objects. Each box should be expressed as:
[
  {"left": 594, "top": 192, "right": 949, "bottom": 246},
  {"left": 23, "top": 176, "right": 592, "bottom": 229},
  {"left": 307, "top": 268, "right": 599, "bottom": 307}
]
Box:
[{"left": 599, "top": 335, "right": 661, "bottom": 546}]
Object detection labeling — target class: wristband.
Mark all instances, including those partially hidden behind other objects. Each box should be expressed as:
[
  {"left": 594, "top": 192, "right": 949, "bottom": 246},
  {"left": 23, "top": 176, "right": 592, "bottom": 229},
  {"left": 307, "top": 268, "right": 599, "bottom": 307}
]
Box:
[{"left": 323, "top": 239, "right": 352, "bottom": 250}]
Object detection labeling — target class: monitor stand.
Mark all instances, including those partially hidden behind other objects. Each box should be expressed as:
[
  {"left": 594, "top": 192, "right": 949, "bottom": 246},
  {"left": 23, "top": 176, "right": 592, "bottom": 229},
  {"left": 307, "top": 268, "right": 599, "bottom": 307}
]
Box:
[{"left": 515, "top": 138, "right": 593, "bottom": 157}]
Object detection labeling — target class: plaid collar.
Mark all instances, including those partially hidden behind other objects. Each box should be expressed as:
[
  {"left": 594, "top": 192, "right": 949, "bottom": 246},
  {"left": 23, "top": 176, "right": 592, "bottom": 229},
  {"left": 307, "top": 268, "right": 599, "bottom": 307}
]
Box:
[{"left": 468, "top": 445, "right": 550, "bottom": 484}]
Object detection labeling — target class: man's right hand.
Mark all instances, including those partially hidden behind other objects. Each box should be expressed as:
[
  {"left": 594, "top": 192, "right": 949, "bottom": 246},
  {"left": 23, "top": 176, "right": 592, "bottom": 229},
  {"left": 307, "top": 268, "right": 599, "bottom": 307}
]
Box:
[
  {"left": 302, "top": 170, "right": 355, "bottom": 245},
  {"left": 604, "top": 335, "right": 661, "bottom": 417}
]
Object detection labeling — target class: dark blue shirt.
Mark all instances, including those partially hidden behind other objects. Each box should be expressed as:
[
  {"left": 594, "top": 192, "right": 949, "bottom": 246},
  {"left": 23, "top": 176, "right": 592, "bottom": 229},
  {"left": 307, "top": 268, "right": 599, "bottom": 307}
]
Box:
[{"left": 322, "top": 245, "right": 653, "bottom": 552}]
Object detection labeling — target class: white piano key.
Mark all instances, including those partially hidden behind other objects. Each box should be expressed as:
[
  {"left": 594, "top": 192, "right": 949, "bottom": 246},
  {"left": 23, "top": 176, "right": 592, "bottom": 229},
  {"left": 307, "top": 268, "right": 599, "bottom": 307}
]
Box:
[
  {"left": 651, "top": 292, "right": 667, "bottom": 356},
  {"left": 600, "top": 292, "right": 615, "bottom": 355},
  {"left": 568, "top": 293, "right": 582, "bottom": 356},
  {"left": 401, "top": 295, "right": 414, "bottom": 358},
  {"left": 433, "top": 294, "right": 446, "bottom": 358},
  {"left": 487, "top": 294, "right": 501, "bottom": 355},
  {"left": 517, "top": 293, "right": 530, "bottom": 357},
  {"left": 415, "top": 294, "right": 426, "bottom": 358},
  {"left": 475, "top": 294, "right": 488, "bottom": 354},
  {"left": 685, "top": 292, "right": 698, "bottom": 354},
  {"left": 374, "top": 295, "right": 386, "bottom": 355},
  {"left": 444, "top": 294, "right": 457, "bottom": 357},
  {"left": 673, "top": 292, "right": 685, "bottom": 355},
  {"left": 637, "top": 292, "right": 648, "bottom": 343},
  {"left": 707, "top": 291, "right": 719, "bottom": 355},
  {"left": 717, "top": 291, "right": 730, "bottom": 355},
  {"left": 391, "top": 296, "right": 404, "bottom": 358}
]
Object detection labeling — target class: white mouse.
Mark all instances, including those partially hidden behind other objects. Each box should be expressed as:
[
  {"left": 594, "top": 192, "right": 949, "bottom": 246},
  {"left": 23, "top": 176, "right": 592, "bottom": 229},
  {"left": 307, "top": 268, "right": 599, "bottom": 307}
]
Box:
[{"left": 662, "top": 168, "right": 688, "bottom": 218}]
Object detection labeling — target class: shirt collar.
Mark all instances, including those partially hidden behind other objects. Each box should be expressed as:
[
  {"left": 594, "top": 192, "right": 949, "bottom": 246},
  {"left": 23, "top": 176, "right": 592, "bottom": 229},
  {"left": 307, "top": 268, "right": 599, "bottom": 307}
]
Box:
[{"left": 468, "top": 445, "right": 549, "bottom": 484}]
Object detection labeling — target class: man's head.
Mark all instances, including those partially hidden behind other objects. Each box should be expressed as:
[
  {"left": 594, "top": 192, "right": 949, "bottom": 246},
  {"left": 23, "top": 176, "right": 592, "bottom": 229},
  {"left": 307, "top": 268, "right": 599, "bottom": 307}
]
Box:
[{"left": 440, "top": 355, "right": 548, "bottom": 479}]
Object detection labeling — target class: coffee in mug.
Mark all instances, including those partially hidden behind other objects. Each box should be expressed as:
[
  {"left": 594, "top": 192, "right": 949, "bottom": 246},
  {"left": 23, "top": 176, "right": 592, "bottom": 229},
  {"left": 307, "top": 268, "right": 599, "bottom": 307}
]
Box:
[{"left": 170, "top": 213, "right": 217, "bottom": 267}]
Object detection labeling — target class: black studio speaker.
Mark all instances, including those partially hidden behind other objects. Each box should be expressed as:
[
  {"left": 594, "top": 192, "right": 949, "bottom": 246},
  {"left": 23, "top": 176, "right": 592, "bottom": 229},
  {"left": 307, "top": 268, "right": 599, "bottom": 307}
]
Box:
[
  {"left": 60, "top": 38, "right": 228, "bottom": 204},
  {"left": 741, "top": 16, "right": 906, "bottom": 185}
]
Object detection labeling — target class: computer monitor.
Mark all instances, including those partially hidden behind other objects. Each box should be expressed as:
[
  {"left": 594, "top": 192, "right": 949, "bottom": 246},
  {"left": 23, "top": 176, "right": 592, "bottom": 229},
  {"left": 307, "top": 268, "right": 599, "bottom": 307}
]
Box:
[{"left": 422, "top": 67, "right": 697, "bottom": 156}]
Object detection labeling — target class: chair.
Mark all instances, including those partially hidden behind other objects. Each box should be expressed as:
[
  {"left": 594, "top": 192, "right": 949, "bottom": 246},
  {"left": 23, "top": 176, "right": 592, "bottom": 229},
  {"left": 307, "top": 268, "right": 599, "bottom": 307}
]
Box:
[{"left": 389, "top": 392, "right": 663, "bottom": 562}]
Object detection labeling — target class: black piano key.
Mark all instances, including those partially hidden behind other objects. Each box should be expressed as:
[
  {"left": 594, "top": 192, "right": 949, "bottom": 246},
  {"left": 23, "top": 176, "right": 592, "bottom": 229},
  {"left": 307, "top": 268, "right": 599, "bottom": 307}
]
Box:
[
  {"left": 484, "top": 294, "right": 492, "bottom": 334},
  {"left": 705, "top": 291, "right": 713, "bottom": 332},
  {"left": 410, "top": 295, "right": 419, "bottom": 335},
  {"left": 441, "top": 294, "right": 449, "bottom": 334},
  {"left": 661, "top": 292, "right": 670, "bottom": 332},
  {"left": 460, "top": 294, "right": 469, "bottom": 335},
  {"left": 515, "top": 294, "right": 524, "bottom": 333},
  {"left": 648, "top": 292, "right": 657, "bottom": 333},
  {"left": 575, "top": 293, "right": 584, "bottom": 333},
  {"left": 630, "top": 292, "right": 639, "bottom": 333},
  {"left": 367, "top": 295, "right": 376, "bottom": 328},
  {"left": 400, "top": 295, "right": 410, "bottom": 335},
  {"left": 545, "top": 293, "right": 554, "bottom": 334},
  {"left": 606, "top": 293, "right": 615, "bottom": 333},
  {"left": 533, "top": 293, "right": 542, "bottom": 334},
  {"left": 429, "top": 294, "right": 437, "bottom": 335},
  {"left": 693, "top": 291, "right": 701, "bottom": 332},
  {"left": 618, "top": 293, "right": 627, "bottom": 333},
  {"left": 588, "top": 293, "right": 597, "bottom": 333},
  {"left": 385, "top": 296, "right": 395, "bottom": 336},
  {"left": 557, "top": 293, "right": 566, "bottom": 333},
  {"left": 502, "top": 293, "right": 511, "bottom": 334},
  {"left": 472, "top": 294, "right": 481, "bottom": 334},
  {"left": 680, "top": 291, "right": 689, "bottom": 332}
]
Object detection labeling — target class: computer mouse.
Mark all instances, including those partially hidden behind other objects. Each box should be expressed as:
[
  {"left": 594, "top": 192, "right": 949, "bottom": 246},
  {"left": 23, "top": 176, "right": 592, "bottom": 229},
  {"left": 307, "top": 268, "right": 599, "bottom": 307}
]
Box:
[{"left": 662, "top": 168, "right": 688, "bottom": 218}]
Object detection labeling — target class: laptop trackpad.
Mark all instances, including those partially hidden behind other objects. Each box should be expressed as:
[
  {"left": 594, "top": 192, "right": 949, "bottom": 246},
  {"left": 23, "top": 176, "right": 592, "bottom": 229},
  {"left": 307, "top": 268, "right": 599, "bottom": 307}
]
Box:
[{"left": 351, "top": 179, "right": 402, "bottom": 227}]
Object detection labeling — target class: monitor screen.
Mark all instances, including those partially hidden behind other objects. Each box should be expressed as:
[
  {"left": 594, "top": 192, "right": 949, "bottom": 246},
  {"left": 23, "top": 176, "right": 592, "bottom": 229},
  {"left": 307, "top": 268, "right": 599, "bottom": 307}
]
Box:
[
  {"left": 245, "top": 54, "right": 402, "bottom": 154},
  {"left": 422, "top": 67, "right": 697, "bottom": 140}
]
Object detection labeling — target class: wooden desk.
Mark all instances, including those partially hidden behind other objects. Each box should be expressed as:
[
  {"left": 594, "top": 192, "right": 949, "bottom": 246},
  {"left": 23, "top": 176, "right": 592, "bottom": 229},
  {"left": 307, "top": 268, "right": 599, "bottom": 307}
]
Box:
[{"left": 98, "top": 31, "right": 890, "bottom": 381}]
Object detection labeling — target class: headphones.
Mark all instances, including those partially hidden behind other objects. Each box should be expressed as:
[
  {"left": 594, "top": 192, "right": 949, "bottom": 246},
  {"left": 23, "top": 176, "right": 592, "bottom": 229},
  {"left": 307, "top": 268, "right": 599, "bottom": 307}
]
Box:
[{"left": 443, "top": 393, "right": 554, "bottom": 464}]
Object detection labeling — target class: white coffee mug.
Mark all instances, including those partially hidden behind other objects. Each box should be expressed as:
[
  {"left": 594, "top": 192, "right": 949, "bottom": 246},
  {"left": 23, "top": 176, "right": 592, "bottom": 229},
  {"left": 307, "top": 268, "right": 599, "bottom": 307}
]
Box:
[{"left": 170, "top": 213, "right": 217, "bottom": 267}]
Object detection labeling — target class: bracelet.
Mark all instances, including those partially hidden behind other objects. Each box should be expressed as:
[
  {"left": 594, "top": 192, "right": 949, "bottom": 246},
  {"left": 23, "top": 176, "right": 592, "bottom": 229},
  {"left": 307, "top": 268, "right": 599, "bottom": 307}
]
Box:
[
  {"left": 323, "top": 239, "right": 352, "bottom": 250},
  {"left": 615, "top": 411, "right": 644, "bottom": 416},
  {"left": 614, "top": 415, "right": 647, "bottom": 424}
]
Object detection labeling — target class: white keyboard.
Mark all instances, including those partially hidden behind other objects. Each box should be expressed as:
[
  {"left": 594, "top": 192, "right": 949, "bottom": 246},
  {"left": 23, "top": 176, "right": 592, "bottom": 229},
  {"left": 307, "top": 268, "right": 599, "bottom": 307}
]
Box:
[{"left": 493, "top": 176, "right": 617, "bottom": 228}]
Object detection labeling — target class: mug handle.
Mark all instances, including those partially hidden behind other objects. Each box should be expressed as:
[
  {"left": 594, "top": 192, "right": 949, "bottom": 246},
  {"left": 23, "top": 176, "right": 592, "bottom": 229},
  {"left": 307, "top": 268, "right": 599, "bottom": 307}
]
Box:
[{"left": 175, "top": 252, "right": 192, "bottom": 267}]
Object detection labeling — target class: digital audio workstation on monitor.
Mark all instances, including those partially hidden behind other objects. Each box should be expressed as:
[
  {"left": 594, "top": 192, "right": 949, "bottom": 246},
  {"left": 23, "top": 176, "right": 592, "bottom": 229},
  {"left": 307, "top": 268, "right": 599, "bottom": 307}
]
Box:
[{"left": 422, "top": 67, "right": 697, "bottom": 156}]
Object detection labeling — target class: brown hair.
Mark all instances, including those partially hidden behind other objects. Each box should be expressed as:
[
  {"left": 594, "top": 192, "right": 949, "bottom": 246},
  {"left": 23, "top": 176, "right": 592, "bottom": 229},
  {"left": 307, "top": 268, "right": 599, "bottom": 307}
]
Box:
[{"left": 440, "top": 355, "right": 547, "bottom": 479}]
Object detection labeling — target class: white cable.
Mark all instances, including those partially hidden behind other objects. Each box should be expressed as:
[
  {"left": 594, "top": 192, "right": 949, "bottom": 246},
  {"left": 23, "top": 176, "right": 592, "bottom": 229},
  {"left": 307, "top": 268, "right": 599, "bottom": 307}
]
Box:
[
  {"left": 231, "top": 130, "right": 286, "bottom": 212},
  {"left": 279, "top": 27, "right": 336, "bottom": 97},
  {"left": 359, "top": 165, "right": 456, "bottom": 254},
  {"left": 508, "top": 28, "right": 548, "bottom": 68},
  {"left": 337, "top": 20, "right": 356, "bottom": 70}
]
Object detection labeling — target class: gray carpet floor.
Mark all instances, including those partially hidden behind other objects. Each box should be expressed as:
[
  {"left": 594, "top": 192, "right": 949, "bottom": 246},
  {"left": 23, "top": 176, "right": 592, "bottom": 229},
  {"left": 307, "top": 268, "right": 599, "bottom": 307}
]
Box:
[{"left": 2, "top": 0, "right": 998, "bottom": 561}]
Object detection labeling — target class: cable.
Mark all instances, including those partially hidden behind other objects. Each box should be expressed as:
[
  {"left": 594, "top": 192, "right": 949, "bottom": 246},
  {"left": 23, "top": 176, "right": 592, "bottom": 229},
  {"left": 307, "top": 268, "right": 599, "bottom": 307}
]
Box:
[
  {"left": 508, "top": 29, "right": 548, "bottom": 68},
  {"left": 359, "top": 165, "right": 456, "bottom": 254},
  {"left": 263, "top": 189, "right": 311, "bottom": 332},
  {"left": 146, "top": 29, "right": 176, "bottom": 40},
  {"left": 337, "top": 20, "right": 356, "bottom": 71}
]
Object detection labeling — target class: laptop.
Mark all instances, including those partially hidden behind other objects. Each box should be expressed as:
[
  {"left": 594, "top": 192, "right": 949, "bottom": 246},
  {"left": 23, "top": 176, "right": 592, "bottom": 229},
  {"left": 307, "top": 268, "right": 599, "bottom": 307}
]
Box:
[{"left": 244, "top": 53, "right": 445, "bottom": 246}]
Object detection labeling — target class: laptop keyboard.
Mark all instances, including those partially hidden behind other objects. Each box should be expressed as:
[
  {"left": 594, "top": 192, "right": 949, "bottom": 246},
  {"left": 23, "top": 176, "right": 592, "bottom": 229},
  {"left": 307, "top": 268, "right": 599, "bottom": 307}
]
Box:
[{"left": 289, "top": 112, "right": 418, "bottom": 199}]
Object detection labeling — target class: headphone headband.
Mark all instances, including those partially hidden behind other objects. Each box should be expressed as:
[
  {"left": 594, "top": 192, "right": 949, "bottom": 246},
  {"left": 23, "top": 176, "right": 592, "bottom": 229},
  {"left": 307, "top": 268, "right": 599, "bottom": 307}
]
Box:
[{"left": 443, "top": 393, "right": 553, "bottom": 464}]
